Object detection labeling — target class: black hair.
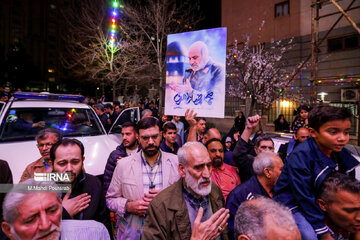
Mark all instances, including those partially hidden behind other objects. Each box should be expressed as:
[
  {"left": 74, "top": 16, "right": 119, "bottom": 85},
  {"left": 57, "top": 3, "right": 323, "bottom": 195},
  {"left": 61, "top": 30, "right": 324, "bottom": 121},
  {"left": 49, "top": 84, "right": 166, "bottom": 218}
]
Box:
[
  {"left": 94, "top": 103, "right": 104, "bottom": 111},
  {"left": 136, "top": 116, "right": 159, "bottom": 132},
  {"left": 162, "top": 121, "right": 177, "bottom": 133},
  {"left": 293, "top": 105, "right": 311, "bottom": 116},
  {"left": 122, "top": 121, "right": 137, "bottom": 133},
  {"left": 104, "top": 103, "right": 113, "bottom": 110},
  {"left": 50, "top": 138, "right": 85, "bottom": 163},
  {"left": 205, "top": 138, "right": 223, "bottom": 150},
  {"left": 254, "top": 135, "right": 274, "bottom": 148},
  {"left": 195, "top": 117, "right": 206, "bottom": 122},
  {"left": 308, "top": 106, "right": 353, "bottom": 131},
  {"left": 318, "top": 172, "right": 360, "bottom": 203},
  {"left": 36, "top": 128, "right": 63, "bottom": 142}
]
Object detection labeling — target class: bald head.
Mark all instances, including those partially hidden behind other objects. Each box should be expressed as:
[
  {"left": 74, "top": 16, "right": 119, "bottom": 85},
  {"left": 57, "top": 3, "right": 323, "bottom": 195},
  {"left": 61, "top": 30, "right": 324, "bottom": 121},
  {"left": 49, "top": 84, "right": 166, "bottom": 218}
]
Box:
[
  {"left": 188, "top": 41, "right": 209, "bottom": 71},
  {"left": 203, "top": 128, "right": 221, "bottom": 145},
  {"left": 295, "top": 127, "right": 309, "bottom": 143}
]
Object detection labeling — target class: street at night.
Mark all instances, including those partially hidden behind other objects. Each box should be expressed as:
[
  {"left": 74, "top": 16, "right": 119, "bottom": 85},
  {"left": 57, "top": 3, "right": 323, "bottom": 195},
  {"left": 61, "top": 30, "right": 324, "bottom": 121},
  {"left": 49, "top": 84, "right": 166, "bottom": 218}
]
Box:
[{"left": 0, "top": 0, "right": 359, "bottom": 239}]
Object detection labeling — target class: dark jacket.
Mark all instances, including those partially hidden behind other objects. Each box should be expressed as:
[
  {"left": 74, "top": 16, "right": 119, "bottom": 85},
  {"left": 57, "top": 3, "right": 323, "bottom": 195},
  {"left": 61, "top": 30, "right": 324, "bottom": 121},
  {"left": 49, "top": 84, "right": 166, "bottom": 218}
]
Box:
[
  {"left": 234, "top": 116, "right": 245, "bottom": 134},
  {"left": 62, "top": 171, "right": 111, "bottom": 235},
  {"left": 232, "top": 138, "right": 256, "bottom": 183},
  {"left": 160, "top": 139, "right": 179, "bottom": 154},
  {"left": 277, "top": 140, "right": 302, "bottom": 162},
  {"left": 99, "top": 113, "right": 110, "bottom": 131},
  {"left": 103, "top": 143, "right": 140, "bottom": 193},
  {"left": 274, "top": 118, "right": 290, "bottom": 132},
  {"left": 226, "top": 176, "right": 269, "bottom": 240},
  {"left": 142, "top": 179, "right": 229, "bottom": 240},
  {"left": 274, "top": 137, "right": 359, "bottom": 236}
]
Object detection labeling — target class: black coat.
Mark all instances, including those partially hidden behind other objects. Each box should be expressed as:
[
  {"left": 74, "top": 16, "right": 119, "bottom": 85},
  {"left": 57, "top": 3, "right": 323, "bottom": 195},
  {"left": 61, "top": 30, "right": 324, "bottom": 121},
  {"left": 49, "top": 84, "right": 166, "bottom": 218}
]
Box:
[
  {"left": 226, "top": 176, "right": 269, "bottom": 240},
  {"left": 62, "top": 171, "right": 111, "bottom": 236},
  {"left": 232, "top": 138, "right": 256, "bottom": 183}
]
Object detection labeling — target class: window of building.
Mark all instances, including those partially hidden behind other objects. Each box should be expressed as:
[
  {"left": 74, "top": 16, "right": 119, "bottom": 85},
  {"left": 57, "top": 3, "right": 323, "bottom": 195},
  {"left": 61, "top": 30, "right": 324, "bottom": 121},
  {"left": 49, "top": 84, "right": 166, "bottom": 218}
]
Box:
[
  {"left": 328, "top": 34, "right": 359, "bottom": 52},
  {"left": 275, "top": 1, "right": 289, "bottom": 18}
]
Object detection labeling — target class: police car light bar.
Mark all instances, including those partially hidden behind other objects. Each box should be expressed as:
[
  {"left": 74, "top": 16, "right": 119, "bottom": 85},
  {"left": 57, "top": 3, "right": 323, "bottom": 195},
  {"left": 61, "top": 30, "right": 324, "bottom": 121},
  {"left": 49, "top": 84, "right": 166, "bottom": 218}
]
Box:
[{"left": 14, "top": 92, "right": 85, "bottom": 102}]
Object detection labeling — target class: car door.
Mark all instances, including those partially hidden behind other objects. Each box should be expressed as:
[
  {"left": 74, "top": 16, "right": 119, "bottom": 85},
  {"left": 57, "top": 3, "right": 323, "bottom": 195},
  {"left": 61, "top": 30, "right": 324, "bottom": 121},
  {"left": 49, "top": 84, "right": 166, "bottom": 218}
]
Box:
[
  {"left": 0, "top": 101, "right": 5, "bottom": 116},
  {"left": 108, "top": 107, "right": 140, "bottom": 143}
]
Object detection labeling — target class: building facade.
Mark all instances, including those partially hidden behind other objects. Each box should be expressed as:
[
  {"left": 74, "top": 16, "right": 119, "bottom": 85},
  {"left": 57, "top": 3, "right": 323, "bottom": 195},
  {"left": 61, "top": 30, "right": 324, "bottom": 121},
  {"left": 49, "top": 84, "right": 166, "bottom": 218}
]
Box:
[{"left": 222, "top": 0, "right": 360, "bottom": 137}]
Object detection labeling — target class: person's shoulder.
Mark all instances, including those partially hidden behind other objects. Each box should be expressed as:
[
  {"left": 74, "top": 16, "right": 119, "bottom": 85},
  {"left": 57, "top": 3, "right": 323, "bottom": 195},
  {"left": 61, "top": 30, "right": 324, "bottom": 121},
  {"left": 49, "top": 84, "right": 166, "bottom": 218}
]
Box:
[
  {"left": 161, "top": 151, "right": 178, "bottom": 162},
  {"left": 289, "top": 139, "right": 312, "bottom": 157},
  {"left": 109, "top": 146, "right": 126, "bottom": 158},
  {"left": 114, "top": 152, "right": 138, "bottom": 170},
  {"left": 0, "top": 159, "right": 10, "bottom": 167},
  {"left": 210, "top": 182, "right": 223, "bottom": 198},
  {"left": 24, "top": 157, "right": 43, "bottom": 168},
  {"left": 150, "top": 180, "right": 180, "bottom": 208},
  {"left": 83, "top": 173, "right": 101, "bottom": 186},
  {"left": 223, "top": 163, "right": 237, "bottom": 172}
]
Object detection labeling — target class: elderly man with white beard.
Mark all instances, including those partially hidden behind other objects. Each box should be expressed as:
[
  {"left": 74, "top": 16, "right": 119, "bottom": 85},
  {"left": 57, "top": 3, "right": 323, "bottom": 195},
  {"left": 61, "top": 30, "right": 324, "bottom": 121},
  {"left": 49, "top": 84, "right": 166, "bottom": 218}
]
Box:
[
  {"left": 183, "top": 41, "right": 224, "bottom": 93},
  {"left": 142, "top": 142, "right": 230, "bottom": 240},
  {"left": 1, "top": 179, "right": 110, "bottom": 240}
]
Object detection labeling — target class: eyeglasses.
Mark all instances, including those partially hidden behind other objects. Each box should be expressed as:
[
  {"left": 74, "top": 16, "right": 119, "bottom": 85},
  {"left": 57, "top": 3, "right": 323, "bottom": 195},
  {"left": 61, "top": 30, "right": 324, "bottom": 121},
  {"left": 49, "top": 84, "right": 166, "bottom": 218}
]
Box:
[
  {"left": 37, "top": 143, "right": 54, "bottom": 148},
  {"left": 140, "top": 134, "right": 159, "bottom": 141}
]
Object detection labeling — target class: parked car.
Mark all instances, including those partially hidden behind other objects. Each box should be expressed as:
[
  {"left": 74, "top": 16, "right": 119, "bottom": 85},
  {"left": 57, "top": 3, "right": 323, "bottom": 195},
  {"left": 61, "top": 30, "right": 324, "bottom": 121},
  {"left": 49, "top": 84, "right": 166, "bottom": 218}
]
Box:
[{"left": 0, "top": 92, "right": 140, "bottom": 182}]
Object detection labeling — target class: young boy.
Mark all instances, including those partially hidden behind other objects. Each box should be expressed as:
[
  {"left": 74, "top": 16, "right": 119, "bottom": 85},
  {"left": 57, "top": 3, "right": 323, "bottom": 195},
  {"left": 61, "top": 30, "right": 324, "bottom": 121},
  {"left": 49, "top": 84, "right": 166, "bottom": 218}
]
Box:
[{"left": 274, "top": 106, "right": 359, "bottom": 240}]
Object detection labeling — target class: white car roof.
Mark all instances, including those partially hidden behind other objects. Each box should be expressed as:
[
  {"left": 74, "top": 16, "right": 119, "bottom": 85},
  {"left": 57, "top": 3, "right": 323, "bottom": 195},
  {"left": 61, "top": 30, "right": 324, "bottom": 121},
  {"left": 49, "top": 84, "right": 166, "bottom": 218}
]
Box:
[{"left": 10, "top": 100, "right": 90, "bottom": 109}]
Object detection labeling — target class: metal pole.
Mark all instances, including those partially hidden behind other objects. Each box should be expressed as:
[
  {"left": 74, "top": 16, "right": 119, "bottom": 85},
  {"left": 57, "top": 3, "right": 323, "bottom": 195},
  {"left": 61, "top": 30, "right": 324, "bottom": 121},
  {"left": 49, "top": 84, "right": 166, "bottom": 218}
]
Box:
[
  {"left": 314, "top": 3, "right": 320, "bottom": 103},
  {"left": 286, "top": 0, "right": 356, "bottom": 88},
  {"left": 358, "top": 101, "right": 360, "bottom": 146},
  {"left": 329, "top": 0, "right": 360, "bottom": 34},
  {"left": 310, "top": 0, "right": 316, "bottom": 104}
]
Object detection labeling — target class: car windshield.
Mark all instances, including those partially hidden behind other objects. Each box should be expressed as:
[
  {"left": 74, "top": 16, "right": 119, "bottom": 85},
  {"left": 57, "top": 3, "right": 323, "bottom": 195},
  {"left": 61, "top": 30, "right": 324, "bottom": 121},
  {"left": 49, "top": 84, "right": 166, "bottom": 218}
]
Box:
[{"left": 0, "top": 107, "right": 104, "bottom": 142}]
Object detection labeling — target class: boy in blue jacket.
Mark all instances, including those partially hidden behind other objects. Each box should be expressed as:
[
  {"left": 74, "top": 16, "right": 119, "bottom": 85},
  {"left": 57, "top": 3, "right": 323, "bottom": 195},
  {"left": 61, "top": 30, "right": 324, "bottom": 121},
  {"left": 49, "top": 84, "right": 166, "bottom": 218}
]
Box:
[{"left": 274, "top": 106, "right": 359, "bottom": 240}]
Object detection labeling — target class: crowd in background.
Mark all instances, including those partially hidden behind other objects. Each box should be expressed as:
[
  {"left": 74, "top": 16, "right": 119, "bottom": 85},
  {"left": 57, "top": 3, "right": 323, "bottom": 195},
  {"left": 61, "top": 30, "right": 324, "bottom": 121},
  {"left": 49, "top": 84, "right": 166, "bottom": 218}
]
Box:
[{"left": 0, "top": 86, "right": 359, "bottom": 240}]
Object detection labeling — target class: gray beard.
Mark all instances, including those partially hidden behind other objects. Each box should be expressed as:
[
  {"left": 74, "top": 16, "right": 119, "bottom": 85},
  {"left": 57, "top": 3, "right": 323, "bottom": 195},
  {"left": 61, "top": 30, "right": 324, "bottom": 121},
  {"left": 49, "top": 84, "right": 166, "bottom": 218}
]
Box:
[{"left": 184, "top": 169, "right": 211, "bottom": 196}]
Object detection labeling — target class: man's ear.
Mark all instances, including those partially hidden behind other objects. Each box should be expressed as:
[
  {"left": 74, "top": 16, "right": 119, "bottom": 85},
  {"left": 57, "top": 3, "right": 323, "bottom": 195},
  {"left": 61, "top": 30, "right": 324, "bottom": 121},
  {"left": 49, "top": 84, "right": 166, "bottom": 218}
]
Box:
[
  {"left": 1, "top": 222, "right": 12, "bottom": 239},
  {"left": 293, "top": 133, "right": 298, "bottom": 140},
  {"left": 309, "top": 127, "right": 317, "bottom": 138},
  {"left": 178, "top": 163, "right": 186, "bottom": 178},
  {"left": 317, "top": 198, "right": 328, "bottom": 212},
  {"left": 238, "top": 235, "right": 251, "bottom": 240},
  {"left": 263, "top": 168, "right": 271, "bottom": 179},
  {"left": 254, "top": 146, "right": 258, "bottom": 153}
]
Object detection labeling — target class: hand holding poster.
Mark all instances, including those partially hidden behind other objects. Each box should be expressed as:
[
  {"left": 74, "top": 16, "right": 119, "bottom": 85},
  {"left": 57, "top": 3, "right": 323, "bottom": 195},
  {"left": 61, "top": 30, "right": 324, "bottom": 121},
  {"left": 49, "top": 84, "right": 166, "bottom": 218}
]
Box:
[{"left": 165, "top": 27, "right": 227, "bottom": 118}]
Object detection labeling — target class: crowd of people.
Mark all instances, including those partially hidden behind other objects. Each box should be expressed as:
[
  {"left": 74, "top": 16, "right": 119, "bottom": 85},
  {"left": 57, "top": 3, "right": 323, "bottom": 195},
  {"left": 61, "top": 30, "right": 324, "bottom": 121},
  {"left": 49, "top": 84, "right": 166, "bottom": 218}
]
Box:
[{"left": 0, "top": 90, "right": 359, "bottom": 240}]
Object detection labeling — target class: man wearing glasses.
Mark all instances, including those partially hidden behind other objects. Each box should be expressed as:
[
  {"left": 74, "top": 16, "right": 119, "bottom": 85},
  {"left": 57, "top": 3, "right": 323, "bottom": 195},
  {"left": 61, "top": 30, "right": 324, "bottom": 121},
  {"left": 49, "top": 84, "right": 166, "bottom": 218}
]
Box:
[
  {"left": 19, "top": 128, "right": 62, "bottom": 182},
  {"left": 106, "top": 116, "right": 179, "bottom": 240}
]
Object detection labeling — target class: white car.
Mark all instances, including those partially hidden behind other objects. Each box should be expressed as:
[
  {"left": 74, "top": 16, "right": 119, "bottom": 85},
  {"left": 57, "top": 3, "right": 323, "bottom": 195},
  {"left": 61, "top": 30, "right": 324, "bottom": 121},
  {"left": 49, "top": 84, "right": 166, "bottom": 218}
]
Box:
[{"left": 0, "top": 92, "right": 140, "bottom": 182}]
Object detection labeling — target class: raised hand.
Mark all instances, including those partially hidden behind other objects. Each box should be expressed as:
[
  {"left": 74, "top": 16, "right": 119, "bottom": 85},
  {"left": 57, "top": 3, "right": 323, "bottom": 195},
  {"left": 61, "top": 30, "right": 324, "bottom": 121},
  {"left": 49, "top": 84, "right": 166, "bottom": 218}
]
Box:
[
  {"left": 245, "top": 115, "right": 261, "bottom": 130},
  {"left": 185, "top": 109, "right": 197, "bottom": 127},
  {"left": 190, "top": 207, "right": 229, "bottom": 240}
]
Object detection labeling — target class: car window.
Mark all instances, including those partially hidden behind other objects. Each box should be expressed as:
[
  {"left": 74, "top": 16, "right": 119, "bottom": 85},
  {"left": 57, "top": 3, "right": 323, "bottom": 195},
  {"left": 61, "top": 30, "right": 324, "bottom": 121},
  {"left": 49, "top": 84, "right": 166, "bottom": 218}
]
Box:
[
  {"left": 0, "top": 107, "right": 104, "bottom": 142},
  {"left": 109, "top": 108, "right": 140, "bottom": 134}
]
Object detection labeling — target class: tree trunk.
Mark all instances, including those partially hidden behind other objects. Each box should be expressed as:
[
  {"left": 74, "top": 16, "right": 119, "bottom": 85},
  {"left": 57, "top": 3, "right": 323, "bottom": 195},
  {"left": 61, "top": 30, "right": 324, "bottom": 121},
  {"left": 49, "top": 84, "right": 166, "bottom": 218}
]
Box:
[
  {"left": 123, "top": 79, "right": 128, "bottom": 102},
  {"left": 159, "top": 76, "right": 164, "bottom": 115},
  {"left": 248, "top": 98, "right": 256, "bottom": 116},
  {"left": 112, "top": 82, "right": 116, "bottom": 102}
]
